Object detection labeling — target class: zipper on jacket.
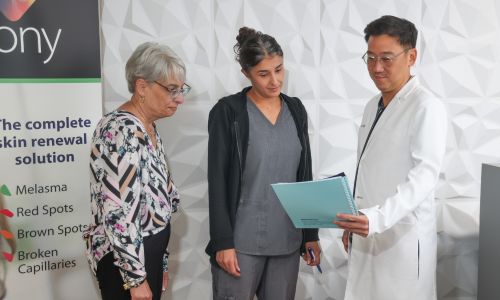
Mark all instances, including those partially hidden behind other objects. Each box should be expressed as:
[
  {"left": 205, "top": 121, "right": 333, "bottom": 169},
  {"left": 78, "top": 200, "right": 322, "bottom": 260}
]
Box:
[
  {"left": 234, "top": 121, "right": 243, "bottom": 178},
  {"left": 301, "top": 131, "right": 308, "bottom": 180}
]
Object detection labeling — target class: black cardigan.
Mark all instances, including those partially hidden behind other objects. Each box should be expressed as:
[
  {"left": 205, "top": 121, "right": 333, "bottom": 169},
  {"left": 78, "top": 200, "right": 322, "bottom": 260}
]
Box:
[{"left": 205, "top": 87, "right": 319, "bottom": 264}]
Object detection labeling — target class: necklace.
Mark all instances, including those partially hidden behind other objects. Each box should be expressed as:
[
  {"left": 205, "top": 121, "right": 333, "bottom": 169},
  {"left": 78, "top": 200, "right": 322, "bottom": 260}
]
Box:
[
  {"left": 130, "top": 100, "right": 157, "bottom": 147},
  {"left": 130, "top": 101, "right": 151, "bottom": 128}
]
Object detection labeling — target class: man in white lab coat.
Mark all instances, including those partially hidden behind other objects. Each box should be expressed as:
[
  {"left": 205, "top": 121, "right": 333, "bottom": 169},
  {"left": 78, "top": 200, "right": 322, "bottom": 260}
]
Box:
[{"left": 334, "top": 15, "right": 447, "bottom": 300}]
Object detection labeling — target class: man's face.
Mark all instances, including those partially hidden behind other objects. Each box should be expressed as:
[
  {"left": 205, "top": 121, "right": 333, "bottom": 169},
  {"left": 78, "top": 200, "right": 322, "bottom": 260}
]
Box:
[{"left": 365, "top": 34, "right": 416, "bottom": 98}]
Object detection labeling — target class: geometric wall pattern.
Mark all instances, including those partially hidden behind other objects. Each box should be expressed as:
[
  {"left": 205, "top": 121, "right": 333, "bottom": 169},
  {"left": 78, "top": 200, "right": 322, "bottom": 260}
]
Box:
[{"left": 100, "top": 0, "right": 500, "bottom": 299}]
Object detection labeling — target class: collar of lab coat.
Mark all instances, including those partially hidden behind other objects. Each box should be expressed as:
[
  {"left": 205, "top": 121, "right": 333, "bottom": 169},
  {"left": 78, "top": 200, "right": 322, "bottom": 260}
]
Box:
[
  {"left": 361, "top": 75, "right": 420, "bottom": 154},
  {"left": 387, "top": 75, "right": 419, "bottom": 106},
  {"left": 373, "top": 75, "right": 419, "bottom": 128}
]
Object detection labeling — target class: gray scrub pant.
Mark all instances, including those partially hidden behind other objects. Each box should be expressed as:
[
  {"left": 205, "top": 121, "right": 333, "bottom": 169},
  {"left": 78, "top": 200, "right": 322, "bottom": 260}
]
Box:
[{"left": 211, "top": 250, "right": 300, "bottom": 300}]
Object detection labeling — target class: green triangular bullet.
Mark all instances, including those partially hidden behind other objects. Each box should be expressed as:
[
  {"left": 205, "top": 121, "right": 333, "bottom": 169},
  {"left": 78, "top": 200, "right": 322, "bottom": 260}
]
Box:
[{"left": 0, "top": 185, "right": 11, "bottom": 196}]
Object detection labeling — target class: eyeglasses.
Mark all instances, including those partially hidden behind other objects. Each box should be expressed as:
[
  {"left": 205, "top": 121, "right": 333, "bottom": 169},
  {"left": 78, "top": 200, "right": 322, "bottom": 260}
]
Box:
[
  {"left": 362, "top": 48, "right": 411, "bottom": 67},
  {"left": 154, "top": 81, "right": 191, "bottom": 98}
]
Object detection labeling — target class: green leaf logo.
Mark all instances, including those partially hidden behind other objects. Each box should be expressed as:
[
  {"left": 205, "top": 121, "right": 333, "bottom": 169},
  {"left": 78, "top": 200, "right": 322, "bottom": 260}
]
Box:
[{"left": 0, "top": 185, "right": 11, "bottom": 196}]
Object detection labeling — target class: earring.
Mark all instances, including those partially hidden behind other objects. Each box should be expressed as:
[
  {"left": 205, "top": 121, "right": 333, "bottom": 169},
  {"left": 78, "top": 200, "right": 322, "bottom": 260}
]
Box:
[{"left": 140, "top": 96, "right": 145, "bottom": 103}]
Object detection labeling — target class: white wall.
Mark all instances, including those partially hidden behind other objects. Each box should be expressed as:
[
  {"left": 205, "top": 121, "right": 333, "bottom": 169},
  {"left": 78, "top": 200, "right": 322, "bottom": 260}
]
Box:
[{"left": 101, "top": 0, "right": 500, "bottom": 299}]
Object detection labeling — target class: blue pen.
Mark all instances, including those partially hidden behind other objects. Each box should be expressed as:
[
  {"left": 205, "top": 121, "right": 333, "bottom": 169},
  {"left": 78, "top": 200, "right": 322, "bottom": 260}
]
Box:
[{"left": 307, "top": 247, "right": 322, "bottom": 273}]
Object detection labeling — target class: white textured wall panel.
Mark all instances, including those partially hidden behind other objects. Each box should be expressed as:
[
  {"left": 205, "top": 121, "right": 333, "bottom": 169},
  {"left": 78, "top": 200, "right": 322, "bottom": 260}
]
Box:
[{"left": 100, "top": 1, "right": 500, "bottom": 299}]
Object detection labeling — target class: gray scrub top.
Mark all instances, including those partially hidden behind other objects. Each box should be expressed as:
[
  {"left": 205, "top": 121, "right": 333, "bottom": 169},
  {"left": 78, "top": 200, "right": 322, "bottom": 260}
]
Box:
[{"left": 234, "top": 97, "right": 303, "bottom": 255}]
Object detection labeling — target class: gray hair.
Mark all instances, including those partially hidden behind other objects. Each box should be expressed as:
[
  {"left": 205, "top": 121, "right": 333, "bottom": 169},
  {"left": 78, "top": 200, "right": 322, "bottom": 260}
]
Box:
[{"left": 125, "top": 42, "right": 186, "bottom": 93}]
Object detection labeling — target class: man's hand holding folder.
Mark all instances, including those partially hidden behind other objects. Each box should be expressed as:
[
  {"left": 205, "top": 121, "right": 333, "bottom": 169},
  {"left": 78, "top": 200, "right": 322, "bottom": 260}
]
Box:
[{"left": 334, "top": 213, "right": 369, "bottom": 252}]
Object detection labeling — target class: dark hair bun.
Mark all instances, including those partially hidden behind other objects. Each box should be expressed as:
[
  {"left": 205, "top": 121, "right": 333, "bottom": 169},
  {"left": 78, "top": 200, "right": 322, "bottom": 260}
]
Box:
[
  {"left": 233, "top": 26, "right": 283, "bottom": 70},
  {"left": 236, "top": 27, "right": 259, "bottom": 47}
]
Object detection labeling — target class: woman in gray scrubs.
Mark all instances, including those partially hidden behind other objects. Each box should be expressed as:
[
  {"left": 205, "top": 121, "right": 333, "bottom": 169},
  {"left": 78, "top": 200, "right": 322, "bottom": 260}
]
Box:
[{"left": 206, "top": 27, "right": 321, "bottom": 300}]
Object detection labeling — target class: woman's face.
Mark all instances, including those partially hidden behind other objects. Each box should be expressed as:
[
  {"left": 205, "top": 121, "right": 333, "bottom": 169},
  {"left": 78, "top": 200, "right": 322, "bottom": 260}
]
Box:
[
  {"left": 244, "top": 54, "right": 284, "bottom": 99},
  {"left": 143, "top": 77, "right": 185, "bottom": 119}
]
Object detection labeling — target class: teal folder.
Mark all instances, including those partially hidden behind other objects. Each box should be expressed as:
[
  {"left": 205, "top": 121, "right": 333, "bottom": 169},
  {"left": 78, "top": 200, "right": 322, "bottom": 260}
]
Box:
[{"left": 271, "top": 174, "right": 358, "bottom": 228}]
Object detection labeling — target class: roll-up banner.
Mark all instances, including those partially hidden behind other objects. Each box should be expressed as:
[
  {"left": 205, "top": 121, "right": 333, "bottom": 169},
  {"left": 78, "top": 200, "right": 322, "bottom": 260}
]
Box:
[{"left": 0, "top": 0, "right": 101, "bottom": 299}]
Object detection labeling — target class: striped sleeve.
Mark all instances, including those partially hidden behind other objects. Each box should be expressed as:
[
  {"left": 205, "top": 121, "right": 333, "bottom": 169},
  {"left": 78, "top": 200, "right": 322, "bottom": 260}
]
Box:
[{"left": 99, "top": 123, "right": 146, "bottom": 286}]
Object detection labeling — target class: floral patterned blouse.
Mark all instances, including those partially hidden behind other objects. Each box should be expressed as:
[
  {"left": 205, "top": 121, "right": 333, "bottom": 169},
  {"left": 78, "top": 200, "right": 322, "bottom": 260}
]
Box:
[{"left": 83, "top": 110, "right": 180, "bottom": 287}]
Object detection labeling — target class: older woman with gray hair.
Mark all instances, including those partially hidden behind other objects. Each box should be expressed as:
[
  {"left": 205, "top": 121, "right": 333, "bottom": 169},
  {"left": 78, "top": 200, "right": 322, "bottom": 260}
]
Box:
[{"left": 83, "top": 42, "right": 190, "bottom": 300}]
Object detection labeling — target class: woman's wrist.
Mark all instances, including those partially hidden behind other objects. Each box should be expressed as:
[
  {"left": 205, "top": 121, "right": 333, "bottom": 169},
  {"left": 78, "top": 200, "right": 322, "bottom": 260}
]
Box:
[{"left": 123, "top": 277, "right": 146, "bottom": 290}]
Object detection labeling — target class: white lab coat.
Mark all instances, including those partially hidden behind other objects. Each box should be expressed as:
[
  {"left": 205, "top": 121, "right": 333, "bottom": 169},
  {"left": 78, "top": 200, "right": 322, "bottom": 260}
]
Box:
[{"left": 344, "top": 77, "right": 447, "bottom": 300}]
